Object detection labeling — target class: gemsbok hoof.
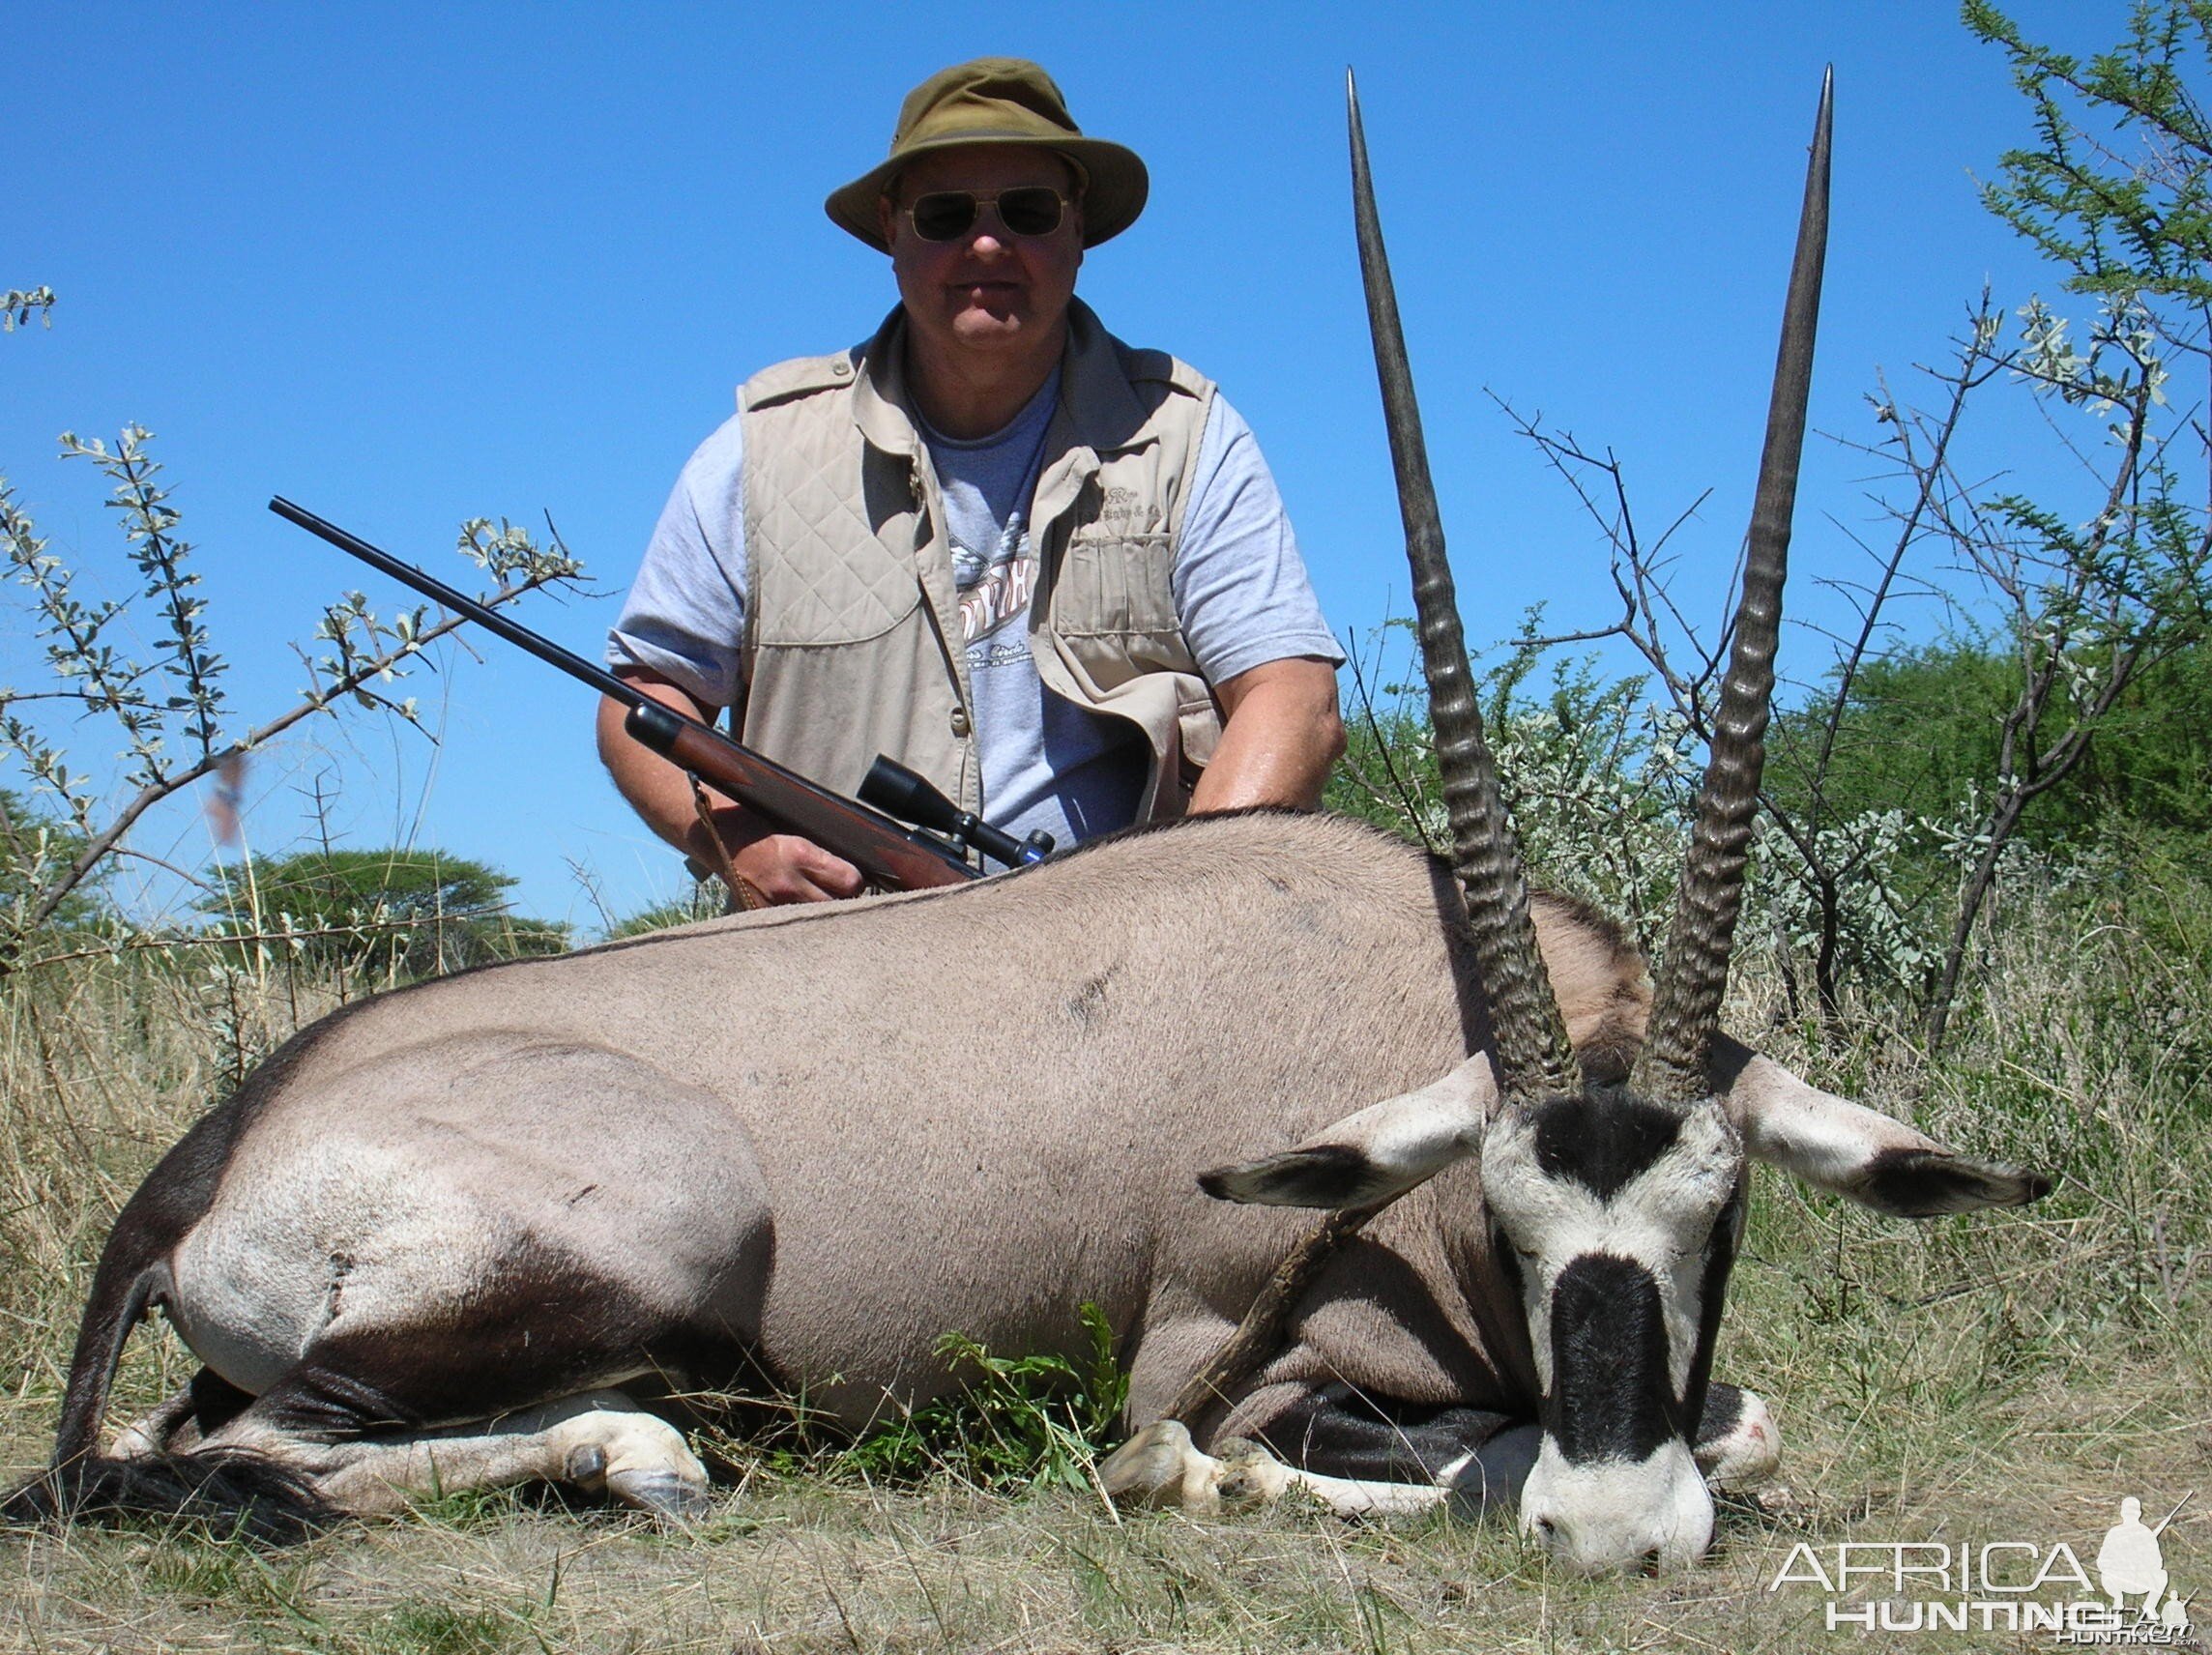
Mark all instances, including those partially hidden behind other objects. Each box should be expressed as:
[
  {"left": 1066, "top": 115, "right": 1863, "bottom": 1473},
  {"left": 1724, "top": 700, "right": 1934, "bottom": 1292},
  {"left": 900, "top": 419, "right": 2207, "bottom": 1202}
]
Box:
[
  {"left": 1099, "top": 1419, "right": 1200, "bottom": 1507},
  {"left": 1208, "top": 1437, "right": 1295, "bottom": 1506},
  {"left": 608, "top": 1468, "right": 713, "bottom": 1524},
  {"left": 1695, "top": 1387, "right": 1782, "bottom": 1492}
]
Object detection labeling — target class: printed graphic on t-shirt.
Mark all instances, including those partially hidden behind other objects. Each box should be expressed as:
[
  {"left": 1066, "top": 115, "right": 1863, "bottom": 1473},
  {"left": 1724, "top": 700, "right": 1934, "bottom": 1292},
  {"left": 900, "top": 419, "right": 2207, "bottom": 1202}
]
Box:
[{"left": 953, "top": 516, "right": 1036, "bottom": 668}]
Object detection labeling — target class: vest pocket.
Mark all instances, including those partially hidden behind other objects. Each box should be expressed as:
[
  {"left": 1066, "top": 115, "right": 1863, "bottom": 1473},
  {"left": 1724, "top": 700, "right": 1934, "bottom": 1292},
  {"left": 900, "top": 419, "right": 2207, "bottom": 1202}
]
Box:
[
  {"left": 752, "top": 547, "right": 923, "bottom": 647},
  {"left": 1055, "top": 530, "right": 1179, "bottom": 637}
]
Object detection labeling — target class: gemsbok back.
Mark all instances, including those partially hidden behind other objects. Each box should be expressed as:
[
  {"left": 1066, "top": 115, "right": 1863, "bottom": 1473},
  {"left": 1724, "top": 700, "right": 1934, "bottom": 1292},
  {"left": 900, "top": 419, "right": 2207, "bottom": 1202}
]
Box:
[{"left": 9, "top": 70, "right": 2047, "bottom": 1573}]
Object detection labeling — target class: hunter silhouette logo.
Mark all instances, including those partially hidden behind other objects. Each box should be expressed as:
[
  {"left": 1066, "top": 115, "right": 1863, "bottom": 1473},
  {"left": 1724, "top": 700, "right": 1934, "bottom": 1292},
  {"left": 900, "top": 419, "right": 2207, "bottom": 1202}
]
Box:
[
  {"left": 1767, "top": 1490, "right": 2196, "bottom": 1642},
  {"left": 2098, "top": 1497, "right": 2193, "bottom": 1637}
]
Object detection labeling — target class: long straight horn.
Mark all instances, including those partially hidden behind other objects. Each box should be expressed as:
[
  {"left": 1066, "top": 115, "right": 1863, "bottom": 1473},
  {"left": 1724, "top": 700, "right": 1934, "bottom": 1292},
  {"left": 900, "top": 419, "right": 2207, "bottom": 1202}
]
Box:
[
  {"left": 1635, "top": 70, "right": 1833, "bottom": 1104},
  {"left": 1348, "top": 69, "right": 1578, "bottom": 1103}
]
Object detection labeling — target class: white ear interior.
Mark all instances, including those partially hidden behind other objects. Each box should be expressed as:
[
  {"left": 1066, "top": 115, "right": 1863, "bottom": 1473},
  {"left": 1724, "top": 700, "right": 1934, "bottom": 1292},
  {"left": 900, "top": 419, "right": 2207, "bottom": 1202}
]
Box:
[{"left": 1718, "top": 1036, "right": 2048, "bottom": 1216}]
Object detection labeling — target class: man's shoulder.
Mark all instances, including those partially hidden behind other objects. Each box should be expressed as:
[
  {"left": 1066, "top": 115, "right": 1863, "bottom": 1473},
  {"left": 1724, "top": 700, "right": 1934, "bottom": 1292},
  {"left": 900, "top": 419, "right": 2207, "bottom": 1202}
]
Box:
[
  {"left": 740, "top": 348, "right": 862, "bottom": 413},
  {"left": 1078, "top": 301, "right": 1213, "bottom": 405},
  {"left": 1112, "top": 340, "right": 1211, "bottom": 401}
]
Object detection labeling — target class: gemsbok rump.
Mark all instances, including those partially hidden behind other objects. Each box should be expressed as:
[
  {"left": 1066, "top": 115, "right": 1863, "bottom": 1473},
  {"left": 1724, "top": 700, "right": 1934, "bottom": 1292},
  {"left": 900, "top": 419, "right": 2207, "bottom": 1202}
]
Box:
[{"left": 9, "top": 71, "right": 2047, "bottom": 1572}]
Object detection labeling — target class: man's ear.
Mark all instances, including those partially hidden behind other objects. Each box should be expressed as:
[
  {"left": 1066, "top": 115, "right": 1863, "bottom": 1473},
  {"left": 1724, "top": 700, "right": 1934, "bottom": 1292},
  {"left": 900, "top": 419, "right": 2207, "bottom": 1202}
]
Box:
[
  {"left": 1197, "top": 1055, "right": 1495, "bottom": 1209},
  {"left": 1714, "top": 1036, "right": 2052, "bottom": 1218},
  {"left": 1062, "top": 155, "right": 1087, "bottom": 239},
  {"left": 876, "top": 190, "right": 898, "bottom": 250}
]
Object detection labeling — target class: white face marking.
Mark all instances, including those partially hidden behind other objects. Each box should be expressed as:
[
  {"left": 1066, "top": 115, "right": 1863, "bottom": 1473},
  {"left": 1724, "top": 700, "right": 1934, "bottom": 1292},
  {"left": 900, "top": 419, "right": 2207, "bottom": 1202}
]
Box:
[
  {"left": 1519, "top": 1435, "right": 1715, "bottom": 1572},
  {"left": 1482, "top": 1099, "right": 1742, "bottom": 1398}
]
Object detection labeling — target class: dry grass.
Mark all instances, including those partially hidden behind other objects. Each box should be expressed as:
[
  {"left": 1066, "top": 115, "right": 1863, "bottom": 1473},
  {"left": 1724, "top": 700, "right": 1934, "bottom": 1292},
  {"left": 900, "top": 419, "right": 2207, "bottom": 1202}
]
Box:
[{"left": 1, "top": 882, "right": 2206, "bottom": 1654}]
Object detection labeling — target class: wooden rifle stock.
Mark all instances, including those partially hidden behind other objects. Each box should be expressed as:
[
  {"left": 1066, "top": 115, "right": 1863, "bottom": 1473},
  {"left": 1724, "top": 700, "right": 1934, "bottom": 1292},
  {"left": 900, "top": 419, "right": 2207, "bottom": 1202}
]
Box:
[
  {"left": 623, "top": 702, "right": 973, "bottom": 890},
  {"left": 268, "top": 497, "right": 976, "bottom": 893}
]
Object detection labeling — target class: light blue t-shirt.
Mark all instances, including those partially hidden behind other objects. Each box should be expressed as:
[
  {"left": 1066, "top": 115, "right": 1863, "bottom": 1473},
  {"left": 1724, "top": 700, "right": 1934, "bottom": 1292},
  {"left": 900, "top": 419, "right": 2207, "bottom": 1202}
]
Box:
[{"left": 611, "top": 376, "right": 1342, "bottom": 853}]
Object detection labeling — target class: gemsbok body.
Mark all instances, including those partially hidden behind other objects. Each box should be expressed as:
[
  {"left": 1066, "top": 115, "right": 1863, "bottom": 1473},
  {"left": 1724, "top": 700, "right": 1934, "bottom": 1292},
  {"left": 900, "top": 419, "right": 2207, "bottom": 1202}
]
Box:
[{"left": 11, "top": 72, "right": 2047, "bottom": 1572}]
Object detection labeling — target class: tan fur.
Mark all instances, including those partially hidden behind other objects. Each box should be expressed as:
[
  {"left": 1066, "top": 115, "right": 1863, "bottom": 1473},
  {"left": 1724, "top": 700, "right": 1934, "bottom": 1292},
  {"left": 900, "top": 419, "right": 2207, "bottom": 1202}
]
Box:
[
  {"left": 1528, "top": 890, "right": 1649, "bottom": 1081},
  {"left": 51, "top": 804, "right": 2041, "bottom": 1536},
  {"left": 153, "top": 812, "right": 1652, "bottom": 1452}
]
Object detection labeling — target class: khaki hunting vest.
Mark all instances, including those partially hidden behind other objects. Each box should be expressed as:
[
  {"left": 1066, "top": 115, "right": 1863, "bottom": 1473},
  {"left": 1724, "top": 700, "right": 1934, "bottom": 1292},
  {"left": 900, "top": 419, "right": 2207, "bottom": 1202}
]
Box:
[{"left": 735, "top": 300, "right": 1221, "bottom": 837}]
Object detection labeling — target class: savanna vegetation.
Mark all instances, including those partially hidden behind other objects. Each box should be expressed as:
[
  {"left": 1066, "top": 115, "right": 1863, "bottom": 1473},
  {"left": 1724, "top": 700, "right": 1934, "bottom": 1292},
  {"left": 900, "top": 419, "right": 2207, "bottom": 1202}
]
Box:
[{"left": 4, "top": 6, "right": 2209, "bottom": 1651}]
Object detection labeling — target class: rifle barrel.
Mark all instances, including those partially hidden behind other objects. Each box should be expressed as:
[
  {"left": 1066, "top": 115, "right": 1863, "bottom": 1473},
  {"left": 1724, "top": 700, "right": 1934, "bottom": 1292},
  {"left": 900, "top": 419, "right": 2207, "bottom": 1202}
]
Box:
[
  {"left": 266, "top": 497, "right": 976, "bottom": 889},
  {"left": 269, "top": 497, "right": 642, "bottom": 710}
]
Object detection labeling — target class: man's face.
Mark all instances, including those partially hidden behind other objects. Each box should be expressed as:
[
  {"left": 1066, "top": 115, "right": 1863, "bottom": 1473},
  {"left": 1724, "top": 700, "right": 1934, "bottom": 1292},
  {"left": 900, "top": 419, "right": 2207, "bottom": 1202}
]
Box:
[{"left": 878, "top": 145, "right": 1085, "bottom": 365}]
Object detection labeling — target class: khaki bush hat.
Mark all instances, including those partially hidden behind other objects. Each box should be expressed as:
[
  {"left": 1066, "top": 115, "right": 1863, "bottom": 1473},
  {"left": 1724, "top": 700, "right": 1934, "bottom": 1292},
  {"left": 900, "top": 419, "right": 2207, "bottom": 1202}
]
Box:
[{"left": 826, "top": 57, "right": 1149, "bottom": 252}]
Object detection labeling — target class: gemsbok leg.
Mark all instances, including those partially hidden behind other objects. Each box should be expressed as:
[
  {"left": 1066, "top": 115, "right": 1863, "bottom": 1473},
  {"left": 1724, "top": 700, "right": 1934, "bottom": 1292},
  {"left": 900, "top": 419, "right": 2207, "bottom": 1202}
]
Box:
[{"left": 1108, "top": 1380, "right": 1779, "bottom": 1518}]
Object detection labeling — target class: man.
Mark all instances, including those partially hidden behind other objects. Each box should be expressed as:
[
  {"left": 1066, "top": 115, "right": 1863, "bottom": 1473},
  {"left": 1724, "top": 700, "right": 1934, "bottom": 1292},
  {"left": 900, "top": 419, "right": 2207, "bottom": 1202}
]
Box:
[{"left": 602, "top": 58, "right": 1344, "bottom": 903}]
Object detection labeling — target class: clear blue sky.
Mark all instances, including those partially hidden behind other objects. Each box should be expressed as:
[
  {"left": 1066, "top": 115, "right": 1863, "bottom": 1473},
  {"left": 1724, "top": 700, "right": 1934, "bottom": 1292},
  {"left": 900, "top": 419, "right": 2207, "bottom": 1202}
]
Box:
[{"left": 4, "top": 2, "right": 2099, "bottom": 929}]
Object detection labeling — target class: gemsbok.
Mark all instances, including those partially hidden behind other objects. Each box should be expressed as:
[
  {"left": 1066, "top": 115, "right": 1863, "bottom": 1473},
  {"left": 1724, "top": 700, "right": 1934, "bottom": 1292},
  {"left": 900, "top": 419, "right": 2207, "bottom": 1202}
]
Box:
[{"left": 9, "top": 70, "right": 2047, "bottom": 1573}]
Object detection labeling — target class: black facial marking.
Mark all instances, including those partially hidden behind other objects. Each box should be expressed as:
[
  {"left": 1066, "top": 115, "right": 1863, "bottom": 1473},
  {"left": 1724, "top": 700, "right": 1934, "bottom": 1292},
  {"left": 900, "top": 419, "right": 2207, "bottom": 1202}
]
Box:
[
  {"left": 1199, "top": 1145, "right": 1375, "bottom": 1206},
  {"left": 1679, "top": 1179, "right": 1744, "bottom": 1439},
  {"left": 1546, "top": 1253, "right": 1675, "bottom": 1464},
  {"left": 1531, "top": 1089, "right": 1684, "bottom": 1202}
]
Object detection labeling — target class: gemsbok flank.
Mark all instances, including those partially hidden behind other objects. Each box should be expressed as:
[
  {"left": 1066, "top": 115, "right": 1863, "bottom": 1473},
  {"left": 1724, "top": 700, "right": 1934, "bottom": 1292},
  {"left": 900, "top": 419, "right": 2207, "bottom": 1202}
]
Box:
[{"left": 9, "top": 70, "right": 2046, "bottom": 1574}]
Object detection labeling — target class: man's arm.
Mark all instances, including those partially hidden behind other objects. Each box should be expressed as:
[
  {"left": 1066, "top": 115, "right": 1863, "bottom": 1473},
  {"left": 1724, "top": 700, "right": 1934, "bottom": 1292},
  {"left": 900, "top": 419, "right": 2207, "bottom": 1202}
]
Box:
[
  {"left": 1165, "top": 392, "right": 1346, "bottom": 814},
  {"left": 597, "top": 666, "right": 863, "bottom": 904},
  {"left": 1187, "top": 655, "right": 1345, "bottom": 814}
]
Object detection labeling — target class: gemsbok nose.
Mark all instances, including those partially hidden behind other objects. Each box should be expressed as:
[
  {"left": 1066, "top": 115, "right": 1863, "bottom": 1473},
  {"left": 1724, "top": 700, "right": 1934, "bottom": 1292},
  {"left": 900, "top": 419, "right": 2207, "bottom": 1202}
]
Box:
[{"left": 1520, "top": 1435, "right": 1715, "bottom": 1573}]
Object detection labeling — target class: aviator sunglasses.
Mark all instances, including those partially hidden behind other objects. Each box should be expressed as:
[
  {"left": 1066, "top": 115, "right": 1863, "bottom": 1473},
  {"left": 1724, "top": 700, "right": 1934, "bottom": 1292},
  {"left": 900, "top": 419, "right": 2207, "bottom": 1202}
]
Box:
[{"left": 903, "top": 186, "right": 1070, "bottom": 243}]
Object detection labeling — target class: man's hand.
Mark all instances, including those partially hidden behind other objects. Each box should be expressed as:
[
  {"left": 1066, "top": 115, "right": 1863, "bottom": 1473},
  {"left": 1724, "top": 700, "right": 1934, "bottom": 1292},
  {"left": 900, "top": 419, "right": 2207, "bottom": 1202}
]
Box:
[
  {"left": 1188, "top": 656, "right": 1346, "bottom": 814},
  {"left": 597, "top": 668, "right": 862, "bottom": 905},
  {"left": 715, "top": 813, "right": 864, "bottom": 904}
]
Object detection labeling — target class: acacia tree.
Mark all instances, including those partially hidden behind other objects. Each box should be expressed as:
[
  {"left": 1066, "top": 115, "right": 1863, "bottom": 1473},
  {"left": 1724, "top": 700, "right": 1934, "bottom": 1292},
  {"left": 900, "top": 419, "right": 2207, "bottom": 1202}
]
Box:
[
  {"left": 1327, "top": 617, "right": 1700, "bottom": 954},
  {"left": 196, "top": 847, "right": 568, "bottom": 983},
  {"left": 1476, "top": 393, "right": 1964, "bottom": 1029}
]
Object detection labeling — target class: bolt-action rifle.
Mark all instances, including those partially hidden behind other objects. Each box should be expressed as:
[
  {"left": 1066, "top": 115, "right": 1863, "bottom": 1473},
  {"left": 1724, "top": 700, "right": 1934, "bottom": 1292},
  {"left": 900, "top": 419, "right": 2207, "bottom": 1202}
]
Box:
[{"left": 268, "top": 498, "right": 1053, "bottom": 890}]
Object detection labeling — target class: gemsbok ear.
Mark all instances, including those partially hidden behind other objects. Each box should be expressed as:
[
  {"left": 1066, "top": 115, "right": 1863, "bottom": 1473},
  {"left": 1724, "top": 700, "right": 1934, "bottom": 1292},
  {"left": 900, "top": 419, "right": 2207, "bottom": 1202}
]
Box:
[
  {"left": 1198, "top": 1056, "right": 1497, "bottom": 1209},
  {"left": 1712, "top": 1035, "right": 2052, "bottom": 1218}
]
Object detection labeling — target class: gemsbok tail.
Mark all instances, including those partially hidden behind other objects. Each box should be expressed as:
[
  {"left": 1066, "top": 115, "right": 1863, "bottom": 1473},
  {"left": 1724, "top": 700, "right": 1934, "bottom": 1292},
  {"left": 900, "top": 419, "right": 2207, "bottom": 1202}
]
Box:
[{"left": 3, "top": 1098, "right": 332, "bottom": 1542}]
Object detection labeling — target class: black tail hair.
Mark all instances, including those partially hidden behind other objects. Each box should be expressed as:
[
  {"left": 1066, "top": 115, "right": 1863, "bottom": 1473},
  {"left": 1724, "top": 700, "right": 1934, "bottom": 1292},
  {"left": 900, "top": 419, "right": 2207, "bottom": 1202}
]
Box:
[
  {"left": 3, "top": 1449, "right": 333, "bottom": 1545},
  {"left": 11, "top": 1062, "right": 339, "bottom": 1544}
]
